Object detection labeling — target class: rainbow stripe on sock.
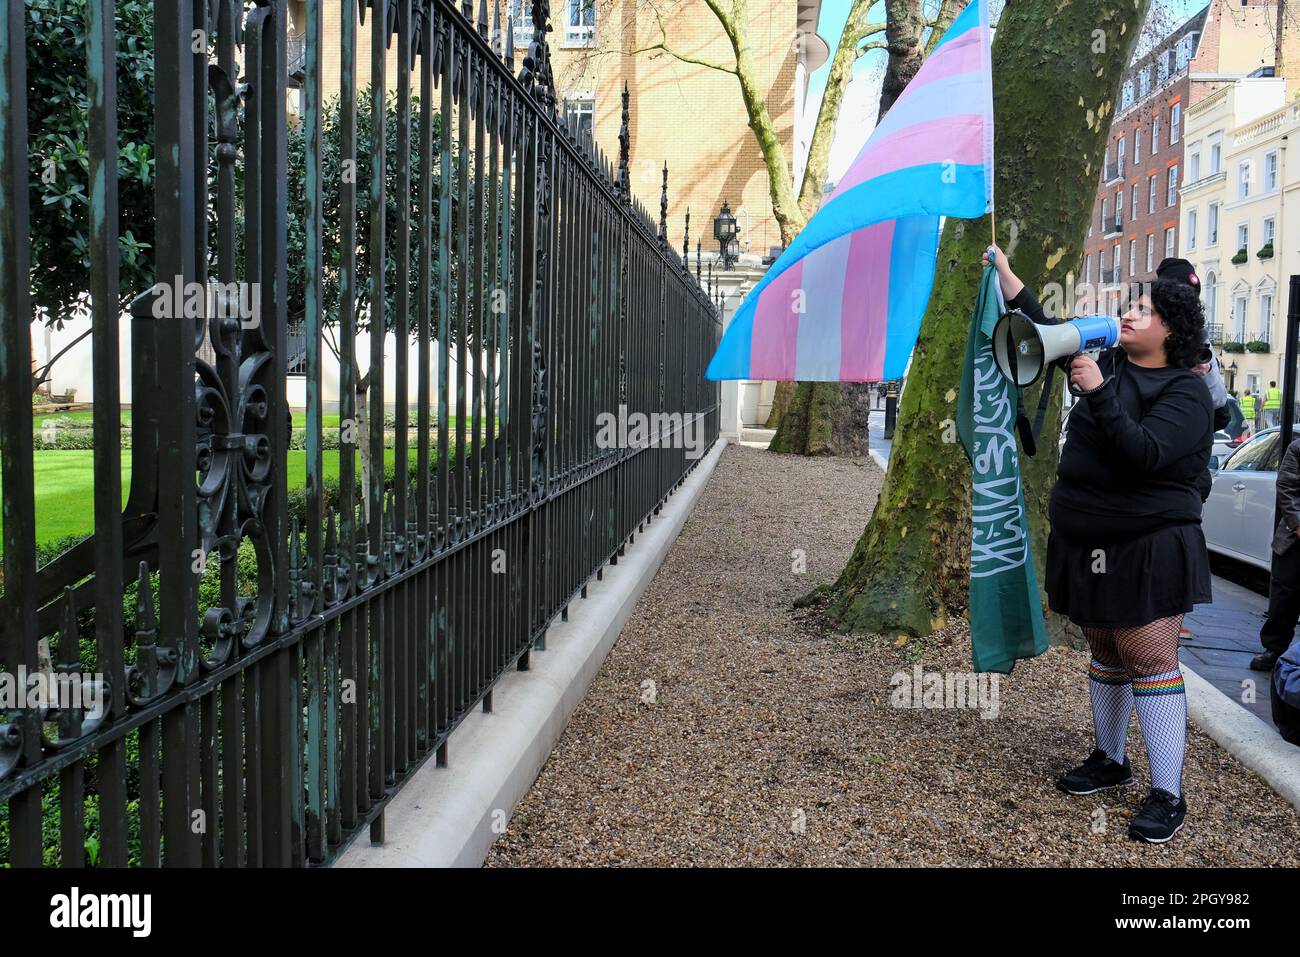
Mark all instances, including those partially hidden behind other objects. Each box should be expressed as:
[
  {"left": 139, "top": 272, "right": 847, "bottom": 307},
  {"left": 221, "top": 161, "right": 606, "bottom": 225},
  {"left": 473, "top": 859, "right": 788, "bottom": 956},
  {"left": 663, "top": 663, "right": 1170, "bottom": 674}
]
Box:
[
  {"left": 1088, "top": 661, "right": 1130, "bottom": 685},
  {"left": 1132, "top": 672, "right": 1185, "bottom": 696}
]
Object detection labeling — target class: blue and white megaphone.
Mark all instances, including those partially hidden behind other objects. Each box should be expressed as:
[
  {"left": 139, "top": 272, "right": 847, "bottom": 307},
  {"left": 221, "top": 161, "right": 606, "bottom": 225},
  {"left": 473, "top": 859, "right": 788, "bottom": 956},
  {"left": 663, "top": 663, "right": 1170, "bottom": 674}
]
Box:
[{"left": 991, "top": 311, "right": 1122, "bottom": 393}]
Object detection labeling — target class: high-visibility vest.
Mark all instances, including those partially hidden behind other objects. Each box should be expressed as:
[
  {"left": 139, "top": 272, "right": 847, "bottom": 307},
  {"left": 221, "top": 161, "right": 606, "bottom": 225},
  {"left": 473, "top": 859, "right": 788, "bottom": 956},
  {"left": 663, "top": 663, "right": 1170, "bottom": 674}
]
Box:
[
  {"left": 1265, "top": 387, "right": 1283, "bottom": 411},
  {"left": 1241, "top": 393, "right": 1257, "bottom": 417}
]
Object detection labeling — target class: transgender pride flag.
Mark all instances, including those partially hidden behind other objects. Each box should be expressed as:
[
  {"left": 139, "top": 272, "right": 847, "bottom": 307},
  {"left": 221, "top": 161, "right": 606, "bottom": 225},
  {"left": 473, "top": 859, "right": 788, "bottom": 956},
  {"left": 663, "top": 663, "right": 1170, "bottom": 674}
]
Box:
[{"left": 706, "top": 0, "right": 993, "bottom": 382}]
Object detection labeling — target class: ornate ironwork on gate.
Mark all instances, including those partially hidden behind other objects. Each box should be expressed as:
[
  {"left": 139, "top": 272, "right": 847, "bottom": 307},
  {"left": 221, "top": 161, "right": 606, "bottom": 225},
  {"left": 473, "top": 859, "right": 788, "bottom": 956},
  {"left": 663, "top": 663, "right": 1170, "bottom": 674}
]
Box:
[{"left": 0, "top": 0, "right": 719, "bottom": 866}]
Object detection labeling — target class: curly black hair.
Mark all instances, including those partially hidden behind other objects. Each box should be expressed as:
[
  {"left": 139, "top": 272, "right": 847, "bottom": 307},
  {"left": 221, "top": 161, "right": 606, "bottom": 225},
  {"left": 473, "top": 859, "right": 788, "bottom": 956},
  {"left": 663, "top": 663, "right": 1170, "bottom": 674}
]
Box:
[{"left": 1149, "top": 278, "right": 1206, "bottom": 368}]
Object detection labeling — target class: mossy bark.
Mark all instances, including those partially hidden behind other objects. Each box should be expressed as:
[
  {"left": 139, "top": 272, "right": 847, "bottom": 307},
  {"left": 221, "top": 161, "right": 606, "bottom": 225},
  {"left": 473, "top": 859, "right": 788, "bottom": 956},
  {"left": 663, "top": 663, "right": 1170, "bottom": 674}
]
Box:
[
  {"left": 770, "top": 381, "right": 872, "bottom": 455},
  {"left": 765, "top": 380, "right": 795, "bottom": 429},
  {"left": 825, "top": 0, "right": 1150, "bottom": 641}
]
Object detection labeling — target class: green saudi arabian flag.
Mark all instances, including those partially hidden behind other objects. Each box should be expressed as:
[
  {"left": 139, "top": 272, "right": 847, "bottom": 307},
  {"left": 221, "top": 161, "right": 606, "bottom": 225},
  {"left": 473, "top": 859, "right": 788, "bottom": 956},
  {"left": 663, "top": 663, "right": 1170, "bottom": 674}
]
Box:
[{"left": 955, "top": 266, "right": 1048, "bottom": 674}]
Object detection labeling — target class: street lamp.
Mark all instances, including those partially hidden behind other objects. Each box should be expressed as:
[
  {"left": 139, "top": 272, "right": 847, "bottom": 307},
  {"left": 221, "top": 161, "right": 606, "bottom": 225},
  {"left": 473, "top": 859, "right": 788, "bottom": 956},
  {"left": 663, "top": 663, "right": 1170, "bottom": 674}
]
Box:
[{"left": 714, "top": 200, "right": 738, "bottom": 271}]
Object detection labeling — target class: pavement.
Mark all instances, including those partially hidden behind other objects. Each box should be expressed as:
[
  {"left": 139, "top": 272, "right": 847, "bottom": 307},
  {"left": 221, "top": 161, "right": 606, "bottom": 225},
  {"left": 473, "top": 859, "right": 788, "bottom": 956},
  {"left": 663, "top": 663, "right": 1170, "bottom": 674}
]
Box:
[{"left": 862, "top": 408, "right": 1285, "bottom": 724}]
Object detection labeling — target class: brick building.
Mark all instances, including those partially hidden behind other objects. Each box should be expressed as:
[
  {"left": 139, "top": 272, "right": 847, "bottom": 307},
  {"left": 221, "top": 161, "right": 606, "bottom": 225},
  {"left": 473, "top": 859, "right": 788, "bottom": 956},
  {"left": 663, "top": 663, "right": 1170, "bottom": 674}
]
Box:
[{"left": 1080, "top": 0, "right": 1277, "bottom": 316}]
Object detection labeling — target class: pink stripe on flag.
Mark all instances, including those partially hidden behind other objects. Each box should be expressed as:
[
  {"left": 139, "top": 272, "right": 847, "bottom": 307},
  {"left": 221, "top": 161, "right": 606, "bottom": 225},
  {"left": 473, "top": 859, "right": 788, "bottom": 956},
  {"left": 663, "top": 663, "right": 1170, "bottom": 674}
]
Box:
[
  {"left": 833, "top": 115, "right": 987, "bottom": 198},
  {"left": 905, "top": 29, "right": 983, "bottom": 88},
  {"left": 839, "top": 222, "right": 895, "bottom": 381},
  {"left": 749, "top": 260, "right": 805, "bottom": 380}
]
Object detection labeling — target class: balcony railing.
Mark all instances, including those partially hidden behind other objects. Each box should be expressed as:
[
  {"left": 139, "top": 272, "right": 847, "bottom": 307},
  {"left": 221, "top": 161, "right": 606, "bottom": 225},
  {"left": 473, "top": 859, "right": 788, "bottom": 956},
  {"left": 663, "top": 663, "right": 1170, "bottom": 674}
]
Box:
[
  {"left": 1206, "top": 323, "right": 1224, "bottom": 345},
  {"left": 1104, "top": 161, "right": 1124, "bottom": 183},
  {"left": 1103, "top": 216, "right": 1122, "bottom": 236}
]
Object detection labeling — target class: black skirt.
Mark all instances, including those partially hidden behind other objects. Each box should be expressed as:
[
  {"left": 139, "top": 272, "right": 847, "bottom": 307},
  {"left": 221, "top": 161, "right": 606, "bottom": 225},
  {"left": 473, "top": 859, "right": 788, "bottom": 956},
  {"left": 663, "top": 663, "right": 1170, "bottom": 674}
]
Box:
[{"left": 1045, "top": 522, "right": 1213, "bottom": 629}]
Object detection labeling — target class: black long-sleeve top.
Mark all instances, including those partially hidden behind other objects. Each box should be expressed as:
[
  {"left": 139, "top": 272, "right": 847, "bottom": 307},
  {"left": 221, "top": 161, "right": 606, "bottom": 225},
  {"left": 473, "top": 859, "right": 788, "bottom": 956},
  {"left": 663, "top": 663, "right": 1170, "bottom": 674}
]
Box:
[{"left": 1007, "top": 287, "right": 1214, "bottom": 544}]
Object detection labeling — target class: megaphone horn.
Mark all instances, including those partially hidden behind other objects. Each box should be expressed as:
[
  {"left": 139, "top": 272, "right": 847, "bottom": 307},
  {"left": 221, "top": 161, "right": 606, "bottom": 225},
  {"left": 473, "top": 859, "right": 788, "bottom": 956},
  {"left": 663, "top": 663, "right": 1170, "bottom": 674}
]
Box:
[{"left": 991, "top": 311, "right": 1122, "bottom": 389}]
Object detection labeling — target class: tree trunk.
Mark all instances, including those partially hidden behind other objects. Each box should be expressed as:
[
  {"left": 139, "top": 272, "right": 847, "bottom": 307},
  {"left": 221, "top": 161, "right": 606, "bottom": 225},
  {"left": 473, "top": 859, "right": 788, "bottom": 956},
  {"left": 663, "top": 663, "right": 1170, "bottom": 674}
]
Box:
[
  {"left": 879, "top": 0, "right": 926, "bottom": 116},
  {"left": 823, "top": 0, "right": 1150, "bottom": 641},
  {"left": 769, "top": 381, "right": 873, "bottom": 455},
  {"left": 765, "top": 379, "right": 795, "bottom": 429}
]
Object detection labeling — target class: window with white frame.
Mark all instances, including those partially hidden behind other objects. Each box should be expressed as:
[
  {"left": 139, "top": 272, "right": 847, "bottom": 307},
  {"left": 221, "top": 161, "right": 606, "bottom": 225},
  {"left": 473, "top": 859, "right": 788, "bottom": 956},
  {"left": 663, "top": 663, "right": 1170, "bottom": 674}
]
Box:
[
  {"left": 1129, "top": 239, "right": 1137, "bottom": 275},
  {"left": 1209, "top": 133, "right": 1222, "bottom": 173},
  {"left": 1233, "top": 289, "right": 1248, "bottom": 340},
  {"left": 1148, "top": 174, "right": 1157, "bottom": 213},
  {"left": 1188, "top": 143, "right": 1200, "bottom": 182},
  {"left": 1266, "top": 150, "right": 1279, "bottom": 192},
  {"left": 1260, "top": 287, "right": 1274, "bottom": 343},
  {"left": 1121, "top": 81, "right": 1134, "bottom": 110},
  {"left": 1146, "top": 233, "right": 1155, "bottom": 271},
  {"left": 1204, "top": 272, "right": 1217, "bottom": 325},
  {"left": 1264, "top": 215, "right": 1276, "bottom": 248},
  {"left": 1153, "top": 114, "right": 1161, "bottom": 148},
  {"left": 1175, "top": 34, "right": 1194, "bottom": 70},
  {"left": 1187, "top": 208, "right": 1198, "bottom": 250},
  {"left": 1158, "top": 50, "right": 1170, "bottom": 83},
  {"left": 1116, "top": 190, "right": 1123, "bottom": 223},
  {"left": 1237, "top": 222, "right": 1249, "bottom": 253},
  {"left": 1118, "top": 136, "right": 1126, "bottom": 174},
  {"left": 1131, "top": 184, "right": 1138, "bottom": 220},
  {"left": 563, "top": 0, "right": 596, "bottom": 46},
  {"left": 1135, "top": 128, "right": 1142, "bottom": 163},
  {"left": 1100, "top": 246, "right": 1108, "bottom": 276},
  {"left": 563, "top": 92, "right": 595, "bottom": 144},
  {"left": 1114, "top": 243, "right": 1122, "bottom": 280},
  {"left": 1140, "top": 67, "right": 1151, "bottom": 97},
  {"left": 510, "top": 0, "right": 535, "bottom": 44},
  {"left": 1165, "top": 227, "right": 1175, "bottom": 258},
  {"left": 1167, "top": 164, "right": 1178, "bottom": 206},
  {"left": 1086, "top": 253, "right": 1093, "bottom": 284},
  {"left": 1239, "top": 160, "right": 1252, "bottom": 199},
  {"left": 1170, "top": 103, "right": 1181, "bottom": 144},
  {"left": 1208, "top": 203, "right": 1219, "bottom": 245},
  {"left": 1101, "top": 197, "right": 1109, "bottom": 230}
]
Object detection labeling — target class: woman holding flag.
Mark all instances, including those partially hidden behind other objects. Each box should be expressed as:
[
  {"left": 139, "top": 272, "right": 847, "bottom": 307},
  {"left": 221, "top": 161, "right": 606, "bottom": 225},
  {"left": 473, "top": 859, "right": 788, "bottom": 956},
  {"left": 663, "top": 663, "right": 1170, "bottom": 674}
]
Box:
[{"left": 983, "top": 244, "right": 1214, "bottom": 844}]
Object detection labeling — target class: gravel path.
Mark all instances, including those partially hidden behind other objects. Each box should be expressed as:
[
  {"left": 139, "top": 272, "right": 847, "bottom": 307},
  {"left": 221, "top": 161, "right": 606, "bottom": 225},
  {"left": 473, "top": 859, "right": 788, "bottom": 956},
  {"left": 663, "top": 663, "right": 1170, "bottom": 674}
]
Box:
[{"left": 485, "top": 444, "right": 1300, "bottom": 867}]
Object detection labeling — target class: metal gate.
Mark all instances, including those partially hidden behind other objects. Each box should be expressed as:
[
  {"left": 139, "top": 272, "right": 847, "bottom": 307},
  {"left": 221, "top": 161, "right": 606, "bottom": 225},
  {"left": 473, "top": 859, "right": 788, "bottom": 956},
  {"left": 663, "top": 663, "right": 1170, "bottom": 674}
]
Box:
[{"left": 0, "top": 0, "right": 719, "bottom": 866}]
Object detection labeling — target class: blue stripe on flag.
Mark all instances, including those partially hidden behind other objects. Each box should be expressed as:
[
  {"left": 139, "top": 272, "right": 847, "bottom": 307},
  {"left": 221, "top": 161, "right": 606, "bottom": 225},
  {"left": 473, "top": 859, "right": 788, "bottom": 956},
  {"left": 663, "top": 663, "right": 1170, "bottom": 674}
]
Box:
[
  {"left": 882, "top": 216, "right": 942, "bottom": 379},
  {"left": 931, "top": 0, "right": 981, "bottom": 52}
]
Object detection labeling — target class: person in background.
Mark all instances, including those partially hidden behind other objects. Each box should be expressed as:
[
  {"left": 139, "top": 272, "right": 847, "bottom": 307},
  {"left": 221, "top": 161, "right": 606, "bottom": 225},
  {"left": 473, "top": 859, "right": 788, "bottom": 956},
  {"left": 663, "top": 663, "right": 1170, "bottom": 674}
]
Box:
[
  {"left": 1253, "top": 436, "right": 1300, "bottom": 672},
  {"left": 1265, "top": 381, "right": 1283, "bottom": 429},
  {"left": 1240, "top": 388, "right": 1257, "bottom": 432}
]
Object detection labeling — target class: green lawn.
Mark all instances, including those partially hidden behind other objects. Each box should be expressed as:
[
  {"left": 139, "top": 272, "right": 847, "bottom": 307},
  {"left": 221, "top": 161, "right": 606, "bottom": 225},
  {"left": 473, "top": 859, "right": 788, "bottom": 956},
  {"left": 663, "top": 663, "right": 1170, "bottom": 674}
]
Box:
[{"left": 2, "top": 448, "right": 422, "bottom": 551}]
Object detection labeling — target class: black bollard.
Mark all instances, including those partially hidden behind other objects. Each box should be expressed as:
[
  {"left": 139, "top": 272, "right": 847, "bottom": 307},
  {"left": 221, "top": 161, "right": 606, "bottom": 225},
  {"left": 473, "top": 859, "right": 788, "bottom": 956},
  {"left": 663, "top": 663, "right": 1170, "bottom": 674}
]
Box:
[{"left": 883, "top": 383, "right": 899, "bottom": 439}]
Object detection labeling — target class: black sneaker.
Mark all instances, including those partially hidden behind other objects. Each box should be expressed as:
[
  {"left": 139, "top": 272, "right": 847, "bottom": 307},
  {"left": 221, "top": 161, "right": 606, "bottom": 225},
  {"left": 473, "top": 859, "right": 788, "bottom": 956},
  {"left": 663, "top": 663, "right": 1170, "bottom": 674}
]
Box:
[
  {"left": 1128, "top": 788, "right": 1186, "bottom": 843},
  {"left": 1056, "top": 748, "right": 1133, "bottom": 795}
]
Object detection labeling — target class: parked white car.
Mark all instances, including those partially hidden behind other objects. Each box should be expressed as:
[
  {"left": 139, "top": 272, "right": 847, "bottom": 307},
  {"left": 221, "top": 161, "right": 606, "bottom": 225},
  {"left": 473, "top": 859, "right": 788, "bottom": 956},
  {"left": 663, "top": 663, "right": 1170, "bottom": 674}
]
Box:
[{"left": 1203, "top": 427, "right": 1290, "bottom": 570}]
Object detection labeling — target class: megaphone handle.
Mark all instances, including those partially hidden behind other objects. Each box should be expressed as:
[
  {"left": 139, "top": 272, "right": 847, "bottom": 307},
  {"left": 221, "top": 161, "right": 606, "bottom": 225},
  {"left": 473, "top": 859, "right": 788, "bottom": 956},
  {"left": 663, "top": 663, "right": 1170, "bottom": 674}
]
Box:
[{"left": 1061, "top": 352, "right": 1114, "bottom": 398}]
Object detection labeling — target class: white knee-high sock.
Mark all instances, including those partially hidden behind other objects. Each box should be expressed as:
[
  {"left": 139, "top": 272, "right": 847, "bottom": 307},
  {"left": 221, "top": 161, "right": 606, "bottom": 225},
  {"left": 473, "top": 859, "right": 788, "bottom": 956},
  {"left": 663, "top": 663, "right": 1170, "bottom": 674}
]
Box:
[
  {"left": 1088, "top": 659, "right": 1133, "bottom": 764},
  {"left": 1132, "top": 668, "right": 1187, "bottom": 796}
]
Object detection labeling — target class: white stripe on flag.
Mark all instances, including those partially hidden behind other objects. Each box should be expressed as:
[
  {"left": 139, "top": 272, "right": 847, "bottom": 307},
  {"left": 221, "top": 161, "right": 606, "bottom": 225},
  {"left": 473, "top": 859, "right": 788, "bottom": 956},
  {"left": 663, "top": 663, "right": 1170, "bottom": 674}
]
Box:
[{"left": 794, "top": 232, "right": 852, "bottom": 380}]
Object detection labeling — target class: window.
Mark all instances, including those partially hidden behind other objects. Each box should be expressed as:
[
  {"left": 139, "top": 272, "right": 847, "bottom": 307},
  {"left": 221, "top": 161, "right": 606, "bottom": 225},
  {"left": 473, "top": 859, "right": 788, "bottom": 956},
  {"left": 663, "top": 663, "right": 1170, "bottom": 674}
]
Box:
[
  {"left": 1148, "top": 174, "right": 1157, "bottom": 213},
  {"left": 1170, "top": 103, "right": 1181, "bottom": 144},
  {"left": 1266, "top": 150, "right": 1279, "bottom": 191},
  {"left": 1237, "top": 222, "right": 1249, "bottom": 253},
  {"left": 1139, "top": 67, "right": 1151, "bottom": 97},
  {"left": 1188, "top": 144, "right": 1201, "bottom": 182},
  {"left": 1121, "top": 81, "right": 1134, "bottom": 110},
  {"left": 1135, "top": 128, "right": 1142, "bottom": 163},
  {"left": 1158, "top": 50, "right": 1171, "bottom": 84},
  {"left": 1118, "top": 136, "right": 1126, "bottom": 174},
  {"left": 564, "top": 0, "right": 596, "bottom": 45},
  {"left": 1223, "top": 432, "right": 1279, "bottom": 473},
  {"left": 1239, "top": 160, "right": 1251, "bottom": 199},
  {"left": 1261, "top": 290, "right": 1274, "bottom": 343},
  {"left": 563, "top": 93, "right": 595, "bottom": 144},
  {"left": 1146, "top": 233, "right": 1155, "bottom": 272},
  {"left": 1233, "top": 290, "right": 1248, "bottom": 340},
  {"left": 1100, "top": 246, "right": 1108, "bottom": 275},
  {"left": 1205, "top": 271, "right": 1218, "bottom": 325},
  {"left": 1187, "top": 208, "right": 1198, "bottom": 250},
  {"left": 1131, "top": 184, "right": 1138, "bottom": 220},
  {"left": 1114, "top": 243, "right": 1122, "bottom": 280},
  {"left": 1175, "top": 33, "right": 1194, "bottom": 70},
  {"left": 1116, "top": 190, "right": 1124, "bottom": 223},
  {"left": 1167, "top": 164, "right": 1179, "bottom": 206},
  {"left": 1101, "top": 197, "right": 1109, "bottom": 231},
  {"left": 1208, "top": 204, "right": 1220, "bottom": 245},
  {"left": 1086, "top": 254, "right": 1093, "bottom": 284},
  {"left": 1264, "top": 216, "right": 1276, "bottom": 247},
  {"left": 1209, "top": 133, "right": 1222, "bottom": 173},
  {"left": 1165, "top": 227, "right": 1176, "bottom": 258},
  {"left": 510, "top": 0, "right": 535, "bottom": 44},
  {"left": 1153, "top": 114, "right": 1161, "bottom": 148},
  {"left": 1129, "top": 239, "right": 1137, "bottom": 275}
]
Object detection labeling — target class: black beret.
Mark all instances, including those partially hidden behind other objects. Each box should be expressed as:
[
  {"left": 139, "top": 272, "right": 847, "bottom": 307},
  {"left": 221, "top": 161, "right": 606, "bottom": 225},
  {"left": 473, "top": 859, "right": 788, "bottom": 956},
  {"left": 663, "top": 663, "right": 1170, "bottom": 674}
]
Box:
[{"left": 1155, "top": 257, "right": 1201, "bottom": 295}]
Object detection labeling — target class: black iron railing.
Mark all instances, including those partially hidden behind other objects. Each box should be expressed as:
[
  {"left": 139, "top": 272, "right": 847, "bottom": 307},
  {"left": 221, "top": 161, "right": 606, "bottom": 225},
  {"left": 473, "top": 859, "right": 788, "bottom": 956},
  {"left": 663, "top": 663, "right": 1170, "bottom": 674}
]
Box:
[{"left": 0, "top": 0, "right": 719, "bottom": 867}]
